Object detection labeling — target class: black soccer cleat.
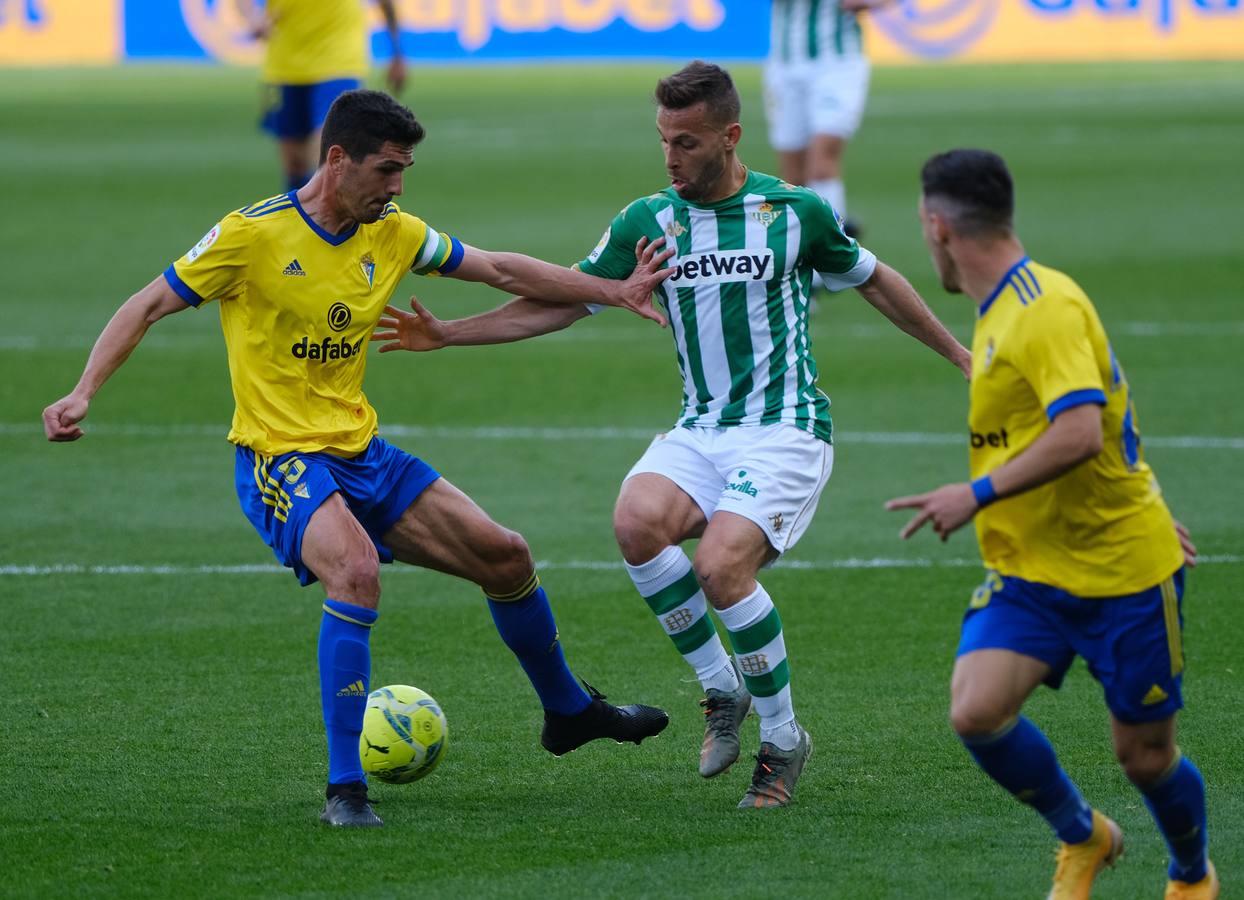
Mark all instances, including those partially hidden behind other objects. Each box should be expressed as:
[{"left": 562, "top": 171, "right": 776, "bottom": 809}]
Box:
[
  {"left": 540, "top": 682, "right": 670, "bottom": 757},
  {"left": 319, "top": 781, "right": 383, "bottom": 828}
]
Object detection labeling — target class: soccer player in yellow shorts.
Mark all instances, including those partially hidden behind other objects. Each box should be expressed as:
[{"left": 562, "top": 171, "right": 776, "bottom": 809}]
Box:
[
  {"left": 888, "top": 149, "right": 1217, "bottom": 899},
  {"left": 43, "top": 90, "right": 675, "bottom": 828}
]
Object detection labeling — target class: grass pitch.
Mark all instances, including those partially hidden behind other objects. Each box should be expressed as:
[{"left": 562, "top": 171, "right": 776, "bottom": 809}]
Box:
[{"left": 1, "top": 62, "right": 1241, "bottom": 898}]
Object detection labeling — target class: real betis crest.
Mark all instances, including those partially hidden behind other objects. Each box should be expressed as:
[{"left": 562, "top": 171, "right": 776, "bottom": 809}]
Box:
[
  {"left": 359, "top": 252, "right": 376, "bottom": 289},
  {"left": 750, "top": 202, "right": 782, "bottom": 228},
  {"left": 665, "top": 220, "right": 686, "bottom": 238}
]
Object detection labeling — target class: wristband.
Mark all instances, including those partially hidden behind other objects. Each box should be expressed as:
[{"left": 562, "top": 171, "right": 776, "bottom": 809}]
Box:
[{"left": 970, "top": 475, "right": 998, "bottom": 508}]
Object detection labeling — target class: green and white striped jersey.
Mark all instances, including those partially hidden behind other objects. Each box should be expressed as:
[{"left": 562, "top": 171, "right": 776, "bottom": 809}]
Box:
[
  {"left": 578, "top": 169, "right": 877, "bottom": 443},
  {"left": 770, "top": 0, "right": 865, "bottom": 63}
]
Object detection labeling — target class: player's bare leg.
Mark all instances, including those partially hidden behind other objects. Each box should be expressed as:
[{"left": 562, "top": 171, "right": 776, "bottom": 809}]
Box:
[
  {"left": 278, "top": 133, "right": 319, "bottom": 191},
  {"left": 1111, "top": 715, "right": 1215, "bottom": 898},
  {"left": 301, "top": 494, "right": 385, "bottom": 827},
  {"left": 776, "top": 148, "right": 806, "bottom": 188},
  {"left": 615, "top": 476, "right": 751, "bottom": 776},
  {"left": 951, "top": 651, "right": 1121, "bottom": 897},
  {"left": 807, "top": 133, "right": 854, "bottom": 234},
  {"left": 382, "top": 478, "right": 668, "bottom": 755}
]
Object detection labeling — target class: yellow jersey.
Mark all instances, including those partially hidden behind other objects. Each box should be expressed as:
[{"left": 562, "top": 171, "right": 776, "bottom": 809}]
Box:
[
  {"left": 263, "top": 0, "right": 368, "bottom": 85},
  {"left": 163, "top": 192, "right": 461, "bottom": 457},
  {"left": 968, "top": 257, "right": 1182, "bottom": 597}
]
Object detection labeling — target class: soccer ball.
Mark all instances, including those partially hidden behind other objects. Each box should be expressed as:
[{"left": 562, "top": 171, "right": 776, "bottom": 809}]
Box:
[{"left": 359, "top": 684, "right": 449, "bottom": 784}]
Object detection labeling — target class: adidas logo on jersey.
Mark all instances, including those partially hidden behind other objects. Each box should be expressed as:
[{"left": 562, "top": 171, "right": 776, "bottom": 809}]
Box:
[{"left": 283, "top": 259, "right": 306, "bottom": 276}]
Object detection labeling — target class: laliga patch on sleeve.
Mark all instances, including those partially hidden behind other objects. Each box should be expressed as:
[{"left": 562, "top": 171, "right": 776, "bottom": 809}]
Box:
[
  {"left": 587, "top": 227, "right": 610, "bottom": 263},
  {"left": 185, "top": 223, "right": 222, "bottom": 263}
]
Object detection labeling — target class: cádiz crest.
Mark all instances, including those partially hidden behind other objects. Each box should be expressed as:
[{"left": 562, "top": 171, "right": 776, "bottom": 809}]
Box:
[{"left": 359, "top": 252, "right": 376, "bottom": 289}]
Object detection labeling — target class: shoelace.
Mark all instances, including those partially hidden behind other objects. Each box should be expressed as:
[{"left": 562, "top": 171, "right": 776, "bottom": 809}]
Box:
[{"left": 700, "top": 696, "right": 740, "bottom": 734}]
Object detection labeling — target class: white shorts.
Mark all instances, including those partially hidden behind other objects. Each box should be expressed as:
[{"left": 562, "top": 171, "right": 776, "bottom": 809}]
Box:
[
  {"left": 624, "top": 424, "right": 834, "bottom": 555},
  {"left": 763, "top": 56, "right": 871, "bottom": 150}
]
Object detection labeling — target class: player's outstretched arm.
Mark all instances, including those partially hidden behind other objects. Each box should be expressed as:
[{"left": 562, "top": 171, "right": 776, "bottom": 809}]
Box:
[
  {"left": 855, "top": 261, "right": 972, "bottom": 379},
  {"left": 373, "top": 295, "right": 589, "bottom": 353},
  {"left": 42, "top": 276, "right": 189, "bottom": 442},
  {"left": 447, "top": 237, "right": 673, "bottom": 327},
  {"left": 885, "top": 404, "right": 1104, "bottom": 541}
]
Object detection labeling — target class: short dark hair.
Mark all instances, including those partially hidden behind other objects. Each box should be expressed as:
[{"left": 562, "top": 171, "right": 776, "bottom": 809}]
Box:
[
  {"left": 655, "top": 60, "right": 741, "bottom": 127},
  {"left": 319, "top": 89, "right": 425, "bottom": 164},
  {"left": 920, "top": 149, "right": 1014, "bottom": 236}
]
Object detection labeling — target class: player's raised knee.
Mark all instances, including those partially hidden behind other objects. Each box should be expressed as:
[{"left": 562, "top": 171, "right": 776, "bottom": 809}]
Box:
[
  {"left": 612, "top": 502, "right": 669, "bottom": 566},
  {"left": 949, "top": 697, "right": 1013, "bottom": 740},
  {"left": 480, "top": 527, "right": 535, "bottom": 593},
  {"left": 324, "top": 551, "right": 382, "bottom": 607},
  {"left": 1114, "top": 738, "right": 1177, "bottom": 788}
]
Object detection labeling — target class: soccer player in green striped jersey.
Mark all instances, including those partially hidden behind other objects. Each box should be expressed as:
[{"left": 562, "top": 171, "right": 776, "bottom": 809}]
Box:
[
  {"left": 765, "top": 0, "right": 894, "bottom": 235},
  {"left": 374, "top": 61, "right": 970, "bottom": 809}
]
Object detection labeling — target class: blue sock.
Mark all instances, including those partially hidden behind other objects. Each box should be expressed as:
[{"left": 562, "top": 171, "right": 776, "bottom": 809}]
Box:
[
  {"left": 962, "top": 716, "right": 1094, "bottom": 844},
  {"left": 286, "top": 172, "right": 310, "bottom": 191},
  {"left": 486, "top": 577, "right": 590, "bottom": 716},
  {"left": 1141, "top": 754, "right": 1209, "bottom": 883},
  {"left": 318, "top": 599, "right": 378, "bottom": 786}
]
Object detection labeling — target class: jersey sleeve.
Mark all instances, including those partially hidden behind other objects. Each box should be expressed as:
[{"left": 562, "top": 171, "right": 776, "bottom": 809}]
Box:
[
  {"left": 801, "top": 192, "right": 877, "bottom": 291},
  {"left": 1013, "top": 296, "right": 1108, "bottom": 421},
  {"left": 164, "top": 212, "right": 252, "bottom": 307},
  {"left": 400, "top": 211, "right": 465, "bottom": 277},
  {"left": 575, "top": 202, "right": 647, "bottom": 282}
]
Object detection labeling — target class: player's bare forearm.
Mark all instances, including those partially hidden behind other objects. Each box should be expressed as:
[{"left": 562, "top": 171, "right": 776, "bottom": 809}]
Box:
[
  {"left": 886, "top": 404, "right": 1103, "bottom": 540},
  {"left": 444, "top": 298, "right": 589, "bottom": 346},
  {"left": 373, "top": 295, "right": 587, "bottom": 354},
  {"left": 857, "top": 262, "right": 971, "bottom": 378},
  {"left": 457, "top": 250, "right": 613, "bottom": 305},
  {"left": 74, "top": 277, "right": 187, "bottom": 399},
  {"left": 43, "top": 277, "right": 187, "bottom": 441},
  {"left": 449, "top": 241, "right": 672, "bottom": 325},
  {"left": 985, "top": 403, "right": 1104, "bottom": 499}
]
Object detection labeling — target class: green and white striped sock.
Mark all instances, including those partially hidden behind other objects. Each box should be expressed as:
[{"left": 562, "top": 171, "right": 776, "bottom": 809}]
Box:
[
  {"left": 718, "top": 584, "right": 798, "bottom": 751},
  {"left": 626, "top": 546, "right": 738, "bottom": 692}
]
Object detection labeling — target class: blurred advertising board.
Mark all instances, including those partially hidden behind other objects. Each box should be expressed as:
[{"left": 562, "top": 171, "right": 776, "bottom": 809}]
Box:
[{"left": 2, "top": 0, "right": 1242, "bottom": 65}]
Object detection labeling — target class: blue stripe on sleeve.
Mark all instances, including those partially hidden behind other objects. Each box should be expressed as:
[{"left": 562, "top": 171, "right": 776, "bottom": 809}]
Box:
[
  {"left": 1046, "top": 388, "right": 1107, "bottom": 421},
  {"left": 163, "top": 264, "right": 206, "bottom": 307},
  {"left": 437, "top": 236, "right": 465, "bottom": 274}
]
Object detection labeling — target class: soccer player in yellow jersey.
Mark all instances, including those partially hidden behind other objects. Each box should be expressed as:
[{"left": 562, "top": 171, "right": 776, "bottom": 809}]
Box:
[
  {"left": 42, "top": 90, "right": 675, "bottom": 828},
  {"left": 237, "top": 0, "right": 406, "bottom": 190},
  {"left": 888, "top": 149, "right": 1217, "bottom": 899}
]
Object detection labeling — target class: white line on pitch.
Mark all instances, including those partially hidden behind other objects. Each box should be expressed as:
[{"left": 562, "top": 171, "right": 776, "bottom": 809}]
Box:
[
  {"left": 1, "top": 555, "right": 1240, "bottom": 577},
  {"left": 3, "top": 421, "right": 1242, "bottom": 450},
  {"left": 4, "top": 320, "right": 1243, "bottom": 350}
]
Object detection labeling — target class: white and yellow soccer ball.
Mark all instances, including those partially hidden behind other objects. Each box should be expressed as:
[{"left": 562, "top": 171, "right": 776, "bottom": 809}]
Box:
[{"left": 359, "top": 685, "right": 448, "bottom": 784}]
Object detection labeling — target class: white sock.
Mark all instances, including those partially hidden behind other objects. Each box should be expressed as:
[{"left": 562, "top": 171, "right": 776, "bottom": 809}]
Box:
[
  {"left": 718, "top": 584, "right": 798, "bottom": 751},
  {"left": 626, "top": 546, "right": 736, "bottom": 691},
  {"left": 809, "top": 177, "right": 846, "bottom": 220}
]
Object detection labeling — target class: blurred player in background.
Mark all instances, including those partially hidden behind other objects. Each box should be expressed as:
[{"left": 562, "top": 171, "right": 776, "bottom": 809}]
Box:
[
  {"left": 888, "top": 149, "right": 1217, "bottom": 900},
  {"left": 43, "top": 90, "right": 674, "bottom": 829},
  {"left": 372, "top": 61, "right": 970, "bottom": 810},
  {"left": 764, "top": 0, "right": 893, "bottom": 238},
  {"left": 237, "top": 0, "right": 407, "bottom": 190}
]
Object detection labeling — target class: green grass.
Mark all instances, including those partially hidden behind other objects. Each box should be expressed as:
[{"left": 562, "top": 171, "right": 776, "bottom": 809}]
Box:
[{"left": 1, "top": 63, "right": 1242, "bottom": 898}]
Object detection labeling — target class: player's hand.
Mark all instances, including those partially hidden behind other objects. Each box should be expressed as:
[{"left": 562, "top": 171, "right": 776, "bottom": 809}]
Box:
[
  {"left": 612, "top": 236, "right": 674, "bottom": 328},
  {"left": 43, "top": 393, "right": 89, "bottom": 442},
  {"left": 886, "top": 483, "right": 979, "bottom": 541},
  {"left": 386, "top": 58, "right": 407, "bottom": 94},
  {"left": 244, "top": 11, "right": 272, "bottom": 40},
  {"left": 1173, "top": 519, "right": 1198, "bottom": 569},
  {"left": 372, "top": 296, "right": 448, "bottom": 352}
]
